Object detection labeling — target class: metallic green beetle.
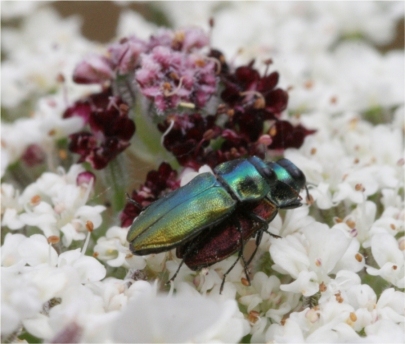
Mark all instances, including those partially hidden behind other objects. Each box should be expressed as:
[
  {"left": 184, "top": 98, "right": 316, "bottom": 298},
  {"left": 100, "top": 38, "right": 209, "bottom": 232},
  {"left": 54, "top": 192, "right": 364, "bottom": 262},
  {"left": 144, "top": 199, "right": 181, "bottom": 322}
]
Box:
[{"left": 127, "top": 156, "right": 306, "bottom": 255}]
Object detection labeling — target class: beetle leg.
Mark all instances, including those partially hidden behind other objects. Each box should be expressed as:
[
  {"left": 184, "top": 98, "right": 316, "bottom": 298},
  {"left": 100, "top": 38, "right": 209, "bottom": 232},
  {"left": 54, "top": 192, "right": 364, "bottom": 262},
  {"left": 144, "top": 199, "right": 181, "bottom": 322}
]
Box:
[
  {"left": 243, "top": 211, "right": 280, "bottom": 268},
  {"left": 264, "top": 230, "right": 281, "bottom": 239},
  {"left": 167, "top": 257, "right": 186, "bottom": 284},
  {"left": 167, "top": 232, "right": 211, "bottom": 285},
  {"left": 220, "top": 219, "right": 249, "bottom": 294}
]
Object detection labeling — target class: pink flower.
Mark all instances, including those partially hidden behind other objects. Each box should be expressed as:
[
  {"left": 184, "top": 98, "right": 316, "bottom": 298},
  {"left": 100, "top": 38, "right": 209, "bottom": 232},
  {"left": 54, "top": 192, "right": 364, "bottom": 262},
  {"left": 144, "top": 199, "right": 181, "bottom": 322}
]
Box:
[
  {"left": 73, "top": 54, "right": 114, "bottom": 84},
  {"left": 136, "top": 46, "right": 217, "bottom": 114}
]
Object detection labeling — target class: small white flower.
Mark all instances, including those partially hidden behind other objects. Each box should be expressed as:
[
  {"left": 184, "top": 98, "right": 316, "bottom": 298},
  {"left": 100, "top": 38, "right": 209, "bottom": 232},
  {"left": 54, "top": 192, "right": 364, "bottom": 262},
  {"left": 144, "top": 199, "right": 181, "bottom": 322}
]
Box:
[
  {"left": 18, "top": 234, "right": 58, "bottom": 267},
  {"left": 166, "top": 252, "right": 245, "bottom": 295},
  {"left": 10, "top": 165, "right": 106, "bottom": 245},
  {"left": 237, "top": 272, "right": 301, "bottom": 342},
  {"left": 95, "top": 226, "right": 146, "bottom": 269},
  {"left": 363, "top": 319, "right": 405, "bottom": 343},
  {"left": 376, "top": 288, "right": 405, "bottom": 324},
  {"left": 57, "top": 249, "right": 106, "bottom": 284},
  {"left": 266, "top": 299, "right": 360, "bottom": 342},
  {"left": 334, "top": 200, "right": 377, "bottom": 245},
  {"left": 270, "top": 223, "right": 359, "bottom": 296},
  {"left": 271, "top": 206, "right": 315, "bottom": 237},
  {"left": 25, "top": 284, "right": 115, "bottom": 342},
  {"left": 367, "top": 233, "right": 405, "bottom": 288},
  {"left": 1, "top": 183, "right": 22, "bottom": 214},
  {"left": 1, "top": 233, "right": 26, "bottom": 269},
  {"left": 1, "top": 269, "right": 43, "bottom": 337}
]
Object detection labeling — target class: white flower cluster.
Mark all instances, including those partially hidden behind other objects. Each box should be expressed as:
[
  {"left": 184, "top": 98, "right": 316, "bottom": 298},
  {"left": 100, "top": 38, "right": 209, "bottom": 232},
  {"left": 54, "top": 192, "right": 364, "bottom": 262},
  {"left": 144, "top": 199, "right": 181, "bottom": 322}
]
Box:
[
  {"left": 2, "top": 164, "right": 105, "bottom": 246},
  {"left": 1, "top": 2, "right": 404, "bottom": 343},
  {"left": 1, "top": 6, "right": 101, "bottom": 176}
]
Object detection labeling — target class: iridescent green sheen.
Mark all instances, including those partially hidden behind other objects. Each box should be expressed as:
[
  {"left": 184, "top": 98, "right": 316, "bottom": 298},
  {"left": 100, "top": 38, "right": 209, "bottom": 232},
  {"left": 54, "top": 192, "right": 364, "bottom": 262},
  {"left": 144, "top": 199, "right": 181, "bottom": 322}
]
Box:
[
  {"left": 273, "top": 164, "right": 292, "bottom": 184},
  {"left": 266, "top": 161, "right": 303, "bottom": 208},
  {"left": 127, "top": 173, "right": 236, "bottom": 255},
  {"left": 214, "top": 158, "right": 271, "bottom": 202}
]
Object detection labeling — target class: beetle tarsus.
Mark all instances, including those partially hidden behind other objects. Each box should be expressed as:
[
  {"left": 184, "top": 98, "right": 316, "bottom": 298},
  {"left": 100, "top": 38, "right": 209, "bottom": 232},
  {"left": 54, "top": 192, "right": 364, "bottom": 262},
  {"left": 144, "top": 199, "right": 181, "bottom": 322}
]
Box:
[{"left": 167, "top": 259, "right": 186, "bottom": 285}]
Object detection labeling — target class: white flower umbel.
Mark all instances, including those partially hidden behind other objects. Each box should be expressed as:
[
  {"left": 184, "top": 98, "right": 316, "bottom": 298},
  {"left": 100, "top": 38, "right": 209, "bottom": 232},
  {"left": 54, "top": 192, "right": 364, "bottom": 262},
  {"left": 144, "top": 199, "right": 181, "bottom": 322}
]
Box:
[
  {"left": 1, "top": 230, "right": 107, "bottom": 341},
  {"left": 1, "top": 7, "right": 100, "bottom": 109}
]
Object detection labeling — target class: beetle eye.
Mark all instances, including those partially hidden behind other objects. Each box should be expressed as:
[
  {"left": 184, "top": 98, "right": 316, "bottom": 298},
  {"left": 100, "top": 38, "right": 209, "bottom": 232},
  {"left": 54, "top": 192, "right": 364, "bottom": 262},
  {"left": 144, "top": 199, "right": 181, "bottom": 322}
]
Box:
[{"left": 276, "top": 159, "right": 306, "bottom": 187}]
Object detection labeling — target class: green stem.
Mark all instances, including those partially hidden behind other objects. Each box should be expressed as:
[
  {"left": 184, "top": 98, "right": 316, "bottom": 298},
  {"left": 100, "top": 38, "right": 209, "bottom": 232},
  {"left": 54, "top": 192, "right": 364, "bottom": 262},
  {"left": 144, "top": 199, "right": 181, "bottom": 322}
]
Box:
[{"left": 103, "top": 155, "right": 127, "bottom": 212}]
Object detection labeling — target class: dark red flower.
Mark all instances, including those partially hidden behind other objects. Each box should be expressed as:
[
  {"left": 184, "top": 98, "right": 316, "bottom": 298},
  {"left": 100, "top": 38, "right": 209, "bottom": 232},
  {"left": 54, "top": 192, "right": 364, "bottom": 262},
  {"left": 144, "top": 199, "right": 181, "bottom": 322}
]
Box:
[
  {"left": 120, "top": 162, "right": 180, "bottom": 227},
  {"left": 268, "top": 120, "right": 316, "bottom": 150},
  {"left": 64, "top": 88, "right": 135, "bottom": 169},
  {"left": 155, "top": 52, "right": 314, "bottom": 170},
  {"left": 221, "top": 64, "right": 288, "bottom": 117},
  {"left": 158, "top": 113, "right": 222, "bottom": 170}
]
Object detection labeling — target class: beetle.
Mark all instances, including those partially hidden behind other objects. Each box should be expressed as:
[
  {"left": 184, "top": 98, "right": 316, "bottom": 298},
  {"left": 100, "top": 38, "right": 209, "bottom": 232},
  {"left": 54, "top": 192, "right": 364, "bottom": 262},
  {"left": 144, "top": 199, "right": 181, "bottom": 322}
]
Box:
[
  {"left": 127, "top": 157, "right": 308, "bottom": 289},
  {"left": 175, "top": 160, "right": 309, "bottom": 292}
]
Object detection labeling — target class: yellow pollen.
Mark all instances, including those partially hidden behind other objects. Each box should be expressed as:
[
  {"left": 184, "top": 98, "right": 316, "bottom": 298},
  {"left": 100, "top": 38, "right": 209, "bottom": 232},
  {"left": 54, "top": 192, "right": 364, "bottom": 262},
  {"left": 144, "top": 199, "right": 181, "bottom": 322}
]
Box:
[
  {"left": 355, "top": 253, "right": 363, "bottom": 262},
  {"left": 31, "top": 195, "right": 41, "bottom": 206},
  {"left": 241, "top": 277, "right": 250, "bottom": 286},
  {"left": 248, "top": 310, "right": 260, "bottom": 323},
  {"left": 47, "top": 236, "right": 60, "bottom": 244},
  {"left": 86, "top": 220, "right": 94, "bottom": 232}
]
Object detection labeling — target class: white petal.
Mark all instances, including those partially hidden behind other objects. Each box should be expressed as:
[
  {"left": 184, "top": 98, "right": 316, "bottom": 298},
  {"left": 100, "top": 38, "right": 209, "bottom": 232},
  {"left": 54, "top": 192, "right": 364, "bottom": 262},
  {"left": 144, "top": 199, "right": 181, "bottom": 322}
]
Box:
[
  {"left": 18, "top": 234, "right": 58, "bottom": 267},
  {"left": 1, "top": 233, "right": 26, "bottom": 267},
  {"left": 370, "top": 233, "right": 403, "bottom": 267},
  {"left": 113, "top": 292, "right": 244, "bottom": 343},
  {"left": 270, "top": 234, "right": 310, "bottom": 278},
  {"left": 280, "top": 270, "right": 319, "bottom": 296},
  {"left": 365, "top": 319, "right": 405, "bottom": 343},
  {"left": 23, "top": 313, "right": 53, "bottom": 339},
  {"left": 71, "top": 256, "right": 106, "bottom": 283},
  {"left": 303, "top": 225, "right": 351, "bottom": 275}
]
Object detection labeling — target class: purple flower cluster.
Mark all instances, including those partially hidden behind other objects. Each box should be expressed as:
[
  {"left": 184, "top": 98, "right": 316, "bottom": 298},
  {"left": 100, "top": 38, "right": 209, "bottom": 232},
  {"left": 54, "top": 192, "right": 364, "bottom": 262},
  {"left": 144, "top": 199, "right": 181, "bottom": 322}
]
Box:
[
  {"left": 135, "top": 46, "right": 216, "bottom": 114},
  {"left": 73, "top": 28, "right": 215, "bottom": 114}
]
